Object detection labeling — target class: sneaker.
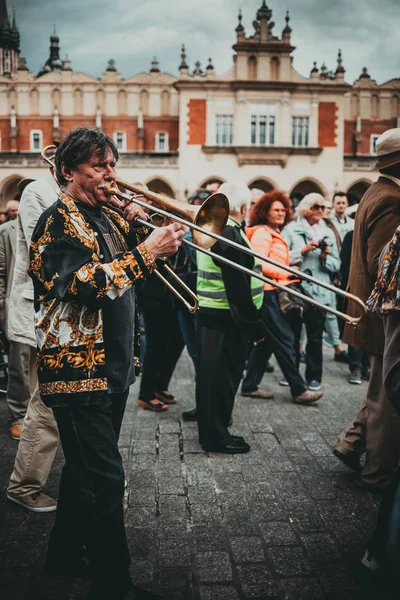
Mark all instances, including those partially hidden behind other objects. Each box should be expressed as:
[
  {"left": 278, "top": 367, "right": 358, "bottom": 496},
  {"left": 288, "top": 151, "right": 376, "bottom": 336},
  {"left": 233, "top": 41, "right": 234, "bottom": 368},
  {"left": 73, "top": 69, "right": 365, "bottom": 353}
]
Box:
[
  {"left": 348, "top": 371, "right": 362, "bottom": 385},
  {"left": 182, "top": 408, "right": 197, "bottom": 421},
  {"left": 323, "top": 335, "right": 334, "bottom": 348},
  {"left": 9, "top": 423, "right": 23, "bottom": 440},
  {"left": 334, "top": 350, "right": 349, "bottom": 364},
  {"left": 279, "top": 378, "right": 289, "bottom": 387},
  {"left": 308, "top": 380, "right": 321, "bottom": 391},
  {"left": 293, "top": 390, "right": 323, "bottom": 405},
  {"left": 360, "top": 550, "right": 380, "bottom": 573},
  {"left": 7, "top": 491, "right": 57, "bottom": 513}
]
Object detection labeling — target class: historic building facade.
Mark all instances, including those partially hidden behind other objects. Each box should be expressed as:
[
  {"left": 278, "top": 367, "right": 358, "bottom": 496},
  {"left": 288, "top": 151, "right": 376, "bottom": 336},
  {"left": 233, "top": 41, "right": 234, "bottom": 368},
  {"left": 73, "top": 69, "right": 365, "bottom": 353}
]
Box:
[{"left": 0, "top": 0, "right": 398, "bottom": 208}]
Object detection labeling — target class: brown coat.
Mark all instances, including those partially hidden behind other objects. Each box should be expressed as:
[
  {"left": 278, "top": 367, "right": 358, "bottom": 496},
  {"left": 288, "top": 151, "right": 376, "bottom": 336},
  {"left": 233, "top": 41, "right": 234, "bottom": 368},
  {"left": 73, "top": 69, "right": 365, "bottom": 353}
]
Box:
[{"left": 343, "top": 176, "right": 400, "bottom": 354}]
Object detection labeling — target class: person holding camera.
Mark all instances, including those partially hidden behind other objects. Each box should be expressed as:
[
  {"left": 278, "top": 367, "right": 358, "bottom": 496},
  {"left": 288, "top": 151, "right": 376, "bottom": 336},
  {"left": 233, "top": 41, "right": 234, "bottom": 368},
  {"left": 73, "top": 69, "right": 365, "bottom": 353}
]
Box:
[
  {"left": 240, "top": 190, "right": 323, "bottom": 405},
  {"left": 282, "top": 193, "right": 341, "bottom": 391}
]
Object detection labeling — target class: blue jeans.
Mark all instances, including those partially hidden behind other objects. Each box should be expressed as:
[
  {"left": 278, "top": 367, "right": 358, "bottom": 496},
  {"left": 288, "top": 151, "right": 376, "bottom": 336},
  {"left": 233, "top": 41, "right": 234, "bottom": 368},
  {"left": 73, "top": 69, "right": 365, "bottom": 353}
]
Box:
[
  {"left": 348, "top": 345, "right": 370, "bottom": 374},
  {"left": 241, "top": 291, "right": 307, "bottom": 397},
  {"left": 48, "top": 390, "right": 131, "bottom": 595}
]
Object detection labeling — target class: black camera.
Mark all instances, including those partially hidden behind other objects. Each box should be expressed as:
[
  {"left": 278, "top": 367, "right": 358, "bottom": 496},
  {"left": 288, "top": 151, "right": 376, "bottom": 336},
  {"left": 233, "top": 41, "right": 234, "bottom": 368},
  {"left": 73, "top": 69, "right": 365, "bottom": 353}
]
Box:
[{"left": 317, "top": 238, "right": 329, "bottom": 252}]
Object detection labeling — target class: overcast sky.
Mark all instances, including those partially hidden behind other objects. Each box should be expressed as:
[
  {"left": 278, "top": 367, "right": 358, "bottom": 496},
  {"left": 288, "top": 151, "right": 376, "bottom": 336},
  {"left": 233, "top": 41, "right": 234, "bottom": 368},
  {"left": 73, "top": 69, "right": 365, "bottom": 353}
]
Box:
[{"left": 11, "top": 0, "right": 400, "bottom": 84}]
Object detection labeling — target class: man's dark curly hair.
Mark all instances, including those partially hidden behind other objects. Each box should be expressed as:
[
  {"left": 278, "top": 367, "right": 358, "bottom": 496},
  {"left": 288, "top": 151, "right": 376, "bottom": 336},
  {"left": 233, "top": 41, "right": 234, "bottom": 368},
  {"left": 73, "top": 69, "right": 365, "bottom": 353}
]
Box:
[
  {"left": 249, "top": 189, "right": 293, "bottom": 228},
  {"left": 55, "top": 127, "right": 118, "bottom": 186}
]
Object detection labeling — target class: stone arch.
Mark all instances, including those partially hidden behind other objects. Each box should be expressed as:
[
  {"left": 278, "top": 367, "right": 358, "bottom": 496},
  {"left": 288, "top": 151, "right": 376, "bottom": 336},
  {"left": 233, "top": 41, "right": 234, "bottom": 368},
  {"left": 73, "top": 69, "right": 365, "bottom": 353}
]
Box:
[
  {"left": 52, "top": 88, "right": 62, "bottom": 112},
  {"left": 371, "top": 94, "right": 380, "bottom": 118},
  {"left": 74, "top": 88, "right": 83, "bottom": 114},
  {"left": 0, "top": 174, "right": 24, "bottom": 210},
  {"left": 248, "top": 55, "right": 257, "bottom": 80},
  {"left": 248, "top": 177, "right": 277, "bottom": 193},
  {"left": 30, "top": 87, "right": 39, "bottom": 114},
  {"left": 198, "top": 176, "right": 225, "bottom": 191},
  {"left": 96, "top": 88, "right": 105, "bottom": 112},
  {"left": 140, "top": 89, "right": 149, "bottom": 114},
  {"left": 350, "top": 93, "right": 359, "bottom": 119},
  {"left": 117, "top": 89, "right": 127, "bottom": 114},
  {"left": 289, "top": 178, "right": 327, "bottom": 207},
  {"left": 270, "top": 56, "right": 280, "bottom": 81},
  {"left": 161, "top": 89, "right": 170, "bottom": 115},
  {"left": 145, "top": 177, "right": 175, "bottom": 198},
  {"left": 346, "top": 179, "right": 372, "bottom": 206},
  {"left": 392, "top": 94, "right": 400, "bottom": 119}
]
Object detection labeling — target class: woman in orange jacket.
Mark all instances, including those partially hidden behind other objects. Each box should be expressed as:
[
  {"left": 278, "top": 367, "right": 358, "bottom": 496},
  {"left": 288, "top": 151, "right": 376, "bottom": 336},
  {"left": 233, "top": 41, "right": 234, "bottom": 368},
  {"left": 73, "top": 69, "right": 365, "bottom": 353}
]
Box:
[{"left": 241, "top": 190, "right": 323, "bottom": 405}]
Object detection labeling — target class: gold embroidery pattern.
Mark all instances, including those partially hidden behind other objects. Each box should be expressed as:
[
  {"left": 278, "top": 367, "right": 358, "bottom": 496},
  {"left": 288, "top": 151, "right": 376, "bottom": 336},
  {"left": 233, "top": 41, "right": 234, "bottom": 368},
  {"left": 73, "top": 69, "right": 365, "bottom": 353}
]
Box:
[
  {"left": 39, "top": 378, "right": 107, "bottom": 395},
  {"left": 104, "top": 206, "right": 130, "bottom": 235},
  {"left": 58, "top": 205, "right": 100, "bottom": 254},
  {"left": 137, "top": 242, "right": 156, "bottom": 273},
  {"left": 29, "top": 215, "right": 55, "bottom": 286},
  {"left": 38, "top": 340, "right": 105, "bottom": 376}
]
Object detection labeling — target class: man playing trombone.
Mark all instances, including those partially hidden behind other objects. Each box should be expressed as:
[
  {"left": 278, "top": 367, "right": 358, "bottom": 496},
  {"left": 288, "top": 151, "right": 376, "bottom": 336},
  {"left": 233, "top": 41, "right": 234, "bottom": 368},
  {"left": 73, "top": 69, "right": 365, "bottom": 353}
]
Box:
[{"left": 29, "top": 127, "right": 182, "bottom": 600}]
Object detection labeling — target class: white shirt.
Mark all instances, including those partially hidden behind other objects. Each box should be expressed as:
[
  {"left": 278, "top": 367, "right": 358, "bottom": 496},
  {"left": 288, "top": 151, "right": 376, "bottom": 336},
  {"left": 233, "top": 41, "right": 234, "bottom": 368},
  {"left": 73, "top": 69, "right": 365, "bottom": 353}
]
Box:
[{"left": 330, "top": 213, "right": 354, "bottom": 242}]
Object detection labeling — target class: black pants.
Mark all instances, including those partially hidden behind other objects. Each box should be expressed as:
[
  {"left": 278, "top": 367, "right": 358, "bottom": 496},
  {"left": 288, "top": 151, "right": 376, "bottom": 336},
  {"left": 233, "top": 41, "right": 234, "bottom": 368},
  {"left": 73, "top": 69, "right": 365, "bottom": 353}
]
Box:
[
  {"left": 241, "top": 291, "right": 307, "bottom": 397},
  {"left": 139, "top": 299, "right": 185, "bottom": 400},
  {"left": 47, "top": 390, "right": 131, "bottom": 594},
  {"left": 196, "top": 323, "right": 246, "bottom": 447},
  {"left": 290, "top": 307, "right": 325, "bottom": 383}
]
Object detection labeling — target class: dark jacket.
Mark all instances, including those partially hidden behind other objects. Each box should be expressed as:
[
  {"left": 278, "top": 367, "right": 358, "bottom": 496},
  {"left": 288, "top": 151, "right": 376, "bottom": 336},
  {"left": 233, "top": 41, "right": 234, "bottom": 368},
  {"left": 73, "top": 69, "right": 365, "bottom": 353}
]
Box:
[{"left": 343, "top": 176, "right": 400, "bottom": 354}]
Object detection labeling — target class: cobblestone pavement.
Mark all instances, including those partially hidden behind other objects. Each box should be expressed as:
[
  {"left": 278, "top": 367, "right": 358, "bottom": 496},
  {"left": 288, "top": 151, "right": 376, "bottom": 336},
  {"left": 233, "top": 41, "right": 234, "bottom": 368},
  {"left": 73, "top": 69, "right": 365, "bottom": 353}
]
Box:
[{"left": 0, "top": 349, "right": 391, "bottom": 600}]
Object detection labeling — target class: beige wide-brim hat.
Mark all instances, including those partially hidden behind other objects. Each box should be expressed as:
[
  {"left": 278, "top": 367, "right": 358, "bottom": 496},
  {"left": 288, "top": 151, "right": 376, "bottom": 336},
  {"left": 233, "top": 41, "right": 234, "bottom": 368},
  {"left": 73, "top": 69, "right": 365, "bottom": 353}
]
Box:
[{"left": 375, "top": 128, "right": 400, "bottom": 169}]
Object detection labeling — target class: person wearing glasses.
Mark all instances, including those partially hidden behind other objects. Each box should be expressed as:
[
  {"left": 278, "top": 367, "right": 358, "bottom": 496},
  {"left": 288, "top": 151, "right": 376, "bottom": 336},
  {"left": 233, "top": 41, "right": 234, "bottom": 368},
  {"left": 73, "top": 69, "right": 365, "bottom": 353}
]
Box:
[{"left": 282, "top": 193, "right": 341, "bottom": 391}]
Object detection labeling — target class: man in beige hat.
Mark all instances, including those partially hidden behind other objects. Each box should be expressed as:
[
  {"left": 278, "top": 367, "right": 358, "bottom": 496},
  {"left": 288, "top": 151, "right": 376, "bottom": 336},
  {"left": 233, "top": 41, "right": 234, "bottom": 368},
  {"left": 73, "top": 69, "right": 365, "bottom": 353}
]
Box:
[{"left": 334, "top": 128, "right": 400, "bottom": 492}]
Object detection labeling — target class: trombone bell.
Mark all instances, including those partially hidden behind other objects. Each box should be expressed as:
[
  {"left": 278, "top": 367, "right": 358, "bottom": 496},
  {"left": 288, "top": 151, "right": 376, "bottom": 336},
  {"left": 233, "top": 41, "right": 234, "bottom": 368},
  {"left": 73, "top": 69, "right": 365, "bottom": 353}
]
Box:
[{"left": 192, "top": 193, "right": 230, "bottom": 249}]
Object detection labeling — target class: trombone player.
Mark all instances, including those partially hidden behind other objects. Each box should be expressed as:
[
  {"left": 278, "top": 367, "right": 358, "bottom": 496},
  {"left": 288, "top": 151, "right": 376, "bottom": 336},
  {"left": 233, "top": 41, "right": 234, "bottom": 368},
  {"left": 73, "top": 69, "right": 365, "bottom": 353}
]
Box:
[{"left": 29, "top": 127, "right": 181, "bottom": 600}]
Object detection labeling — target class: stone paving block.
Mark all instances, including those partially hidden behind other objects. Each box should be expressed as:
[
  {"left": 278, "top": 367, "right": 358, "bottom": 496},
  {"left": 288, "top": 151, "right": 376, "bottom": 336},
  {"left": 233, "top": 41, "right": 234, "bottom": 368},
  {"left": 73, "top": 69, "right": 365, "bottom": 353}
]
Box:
[
  {"left": 187, "top": 485, "right": 217, "bottom": 506},
  {"left": 126, "top": 504, "right": 157, "bottom": 529},
  {"left": 197, "top": 551, "right": 232, "bottom": 583},
  {"left": 159, "top": 420, "right": 181, "bottom": 434},
  {"left": 230, "top": 536, "right": 265, "bottom": 563},
  {"left": 132, "top": 427, "right": 157, "bottom": 440},
  {"left": 193, "top": 525, "right": 228, "bottom": 552},
  {"left": 127, "top": 527, "right": 157, "bottom": 559},
  {"left": 132, "top": 440, "right": 157, "bottom": 454},
  {"left": 131, "top": 557, "right": 155, "bottom": 585},
  {"left": 301, "top": 532, "right": 341, "bottom": 563},
  {"left": 158, "top": 569, "right": 194, "bottom": 600},
  {"left": 269, "top": 546, "right": 313, "bottom": 576},
  {"left": 158, "top": 536, "right": 192, "bottom": 567},
  {"left": 260, "top": 521, "right": 298, "bottom": 546},
  {"left": 129, "top": 485, "right": 155, "bottom": 506},
  {"left": 130, "top": 468, "right": 156, "bottom": 488},
  {"left": 318, "top": 563, "right": 358, "bottom": 594},
  {"left": 183, "top": 439, "right": 204, "bottom": 453},
  {"left": 200, "top": 585, "right": 240, "bottom": 600},
  {"left": 237, "top": 564, "right": 275, "bottom": 597},
  {"left": 278, "top": 578, "right": 324, "bottom": 600}
]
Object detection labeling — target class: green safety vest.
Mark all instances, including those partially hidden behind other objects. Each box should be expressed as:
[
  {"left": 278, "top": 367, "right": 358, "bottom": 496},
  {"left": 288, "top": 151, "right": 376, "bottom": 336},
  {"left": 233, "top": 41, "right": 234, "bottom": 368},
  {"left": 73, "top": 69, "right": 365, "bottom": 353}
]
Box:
[{"left": 196, "top": 218, "right": 264, "bottom": 310}]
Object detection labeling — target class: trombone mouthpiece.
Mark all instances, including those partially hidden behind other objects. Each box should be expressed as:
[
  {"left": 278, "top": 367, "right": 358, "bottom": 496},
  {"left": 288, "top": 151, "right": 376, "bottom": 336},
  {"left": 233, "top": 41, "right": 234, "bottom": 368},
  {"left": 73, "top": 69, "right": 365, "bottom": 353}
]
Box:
[{"left": 98, "top": 183, "right": 118, "bottom": 195}]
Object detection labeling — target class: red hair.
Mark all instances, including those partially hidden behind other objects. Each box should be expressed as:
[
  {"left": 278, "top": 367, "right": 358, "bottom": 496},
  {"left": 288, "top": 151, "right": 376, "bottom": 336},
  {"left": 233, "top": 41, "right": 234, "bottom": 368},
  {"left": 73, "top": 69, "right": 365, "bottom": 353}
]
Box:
[{"left": 249, "top": 190, "right": 293, "bottom": 228}]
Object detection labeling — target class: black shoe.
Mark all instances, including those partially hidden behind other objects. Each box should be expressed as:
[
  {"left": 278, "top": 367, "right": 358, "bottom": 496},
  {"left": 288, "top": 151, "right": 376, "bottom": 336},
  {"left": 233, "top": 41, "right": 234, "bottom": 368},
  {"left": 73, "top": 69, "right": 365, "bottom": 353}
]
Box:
[
  {"left": 265, "top": 361, "right": 274, "bottom": 373},
  {"left": 182, "top": 408, "right": 197, "bottom": 421},
  {"left": 333, "top": 449, "right": 362, "bottom": 474},
  {"left": 355, "top": 480, "right": 386, "bottom": 495},
  {"left": 87, "top": 584, "right": 164, "bottom": 600},
  {"left": 202, "top": 439, "right": 250, "bottom": 454},
  {"left": 334, "top": 350, "right": 349, "bottom": 364}
]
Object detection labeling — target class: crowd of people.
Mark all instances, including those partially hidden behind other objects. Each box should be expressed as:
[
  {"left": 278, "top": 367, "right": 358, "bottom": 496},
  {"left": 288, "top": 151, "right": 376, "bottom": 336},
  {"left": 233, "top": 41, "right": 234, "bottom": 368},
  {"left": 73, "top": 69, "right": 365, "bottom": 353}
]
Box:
[{"left": 2, "top": 125, "right": 400, "bottom": 598}]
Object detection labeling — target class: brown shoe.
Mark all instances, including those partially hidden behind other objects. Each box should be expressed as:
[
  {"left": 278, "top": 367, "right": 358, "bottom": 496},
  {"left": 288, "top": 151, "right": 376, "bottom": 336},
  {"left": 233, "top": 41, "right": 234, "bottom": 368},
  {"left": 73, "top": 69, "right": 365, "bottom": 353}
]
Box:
[
  {"left": 293, "top": 390, "right": 323, "bottom": 405},
  {"left": 9, "top": 423, "right": 23, "bottom": 440},
  {"left": 155, "top": 390, "right": 177, "bottom": 405},
  {"left": 138, "top": 398, "right": 168, "bottom": 412},
  {"left": 241, "top": 388, "right": 273, "bottom": 400},
  {"left": 7, "top": 491, "right": 57, "bottom": 513}
]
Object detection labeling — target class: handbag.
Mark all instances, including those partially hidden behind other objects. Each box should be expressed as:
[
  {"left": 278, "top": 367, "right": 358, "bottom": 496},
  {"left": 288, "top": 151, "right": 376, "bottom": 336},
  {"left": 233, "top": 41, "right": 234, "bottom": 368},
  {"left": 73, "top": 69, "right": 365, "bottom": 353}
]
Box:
[{"left": 278, "top": 282, "right": 313, "bottom": 318}]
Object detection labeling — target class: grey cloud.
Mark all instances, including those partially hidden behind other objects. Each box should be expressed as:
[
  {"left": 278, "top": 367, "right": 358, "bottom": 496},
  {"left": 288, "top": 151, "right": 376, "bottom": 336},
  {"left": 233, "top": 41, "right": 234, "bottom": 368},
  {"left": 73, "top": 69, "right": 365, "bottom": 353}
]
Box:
[{"left": 13, "top": 0, "right": 400, "bottom": 83}]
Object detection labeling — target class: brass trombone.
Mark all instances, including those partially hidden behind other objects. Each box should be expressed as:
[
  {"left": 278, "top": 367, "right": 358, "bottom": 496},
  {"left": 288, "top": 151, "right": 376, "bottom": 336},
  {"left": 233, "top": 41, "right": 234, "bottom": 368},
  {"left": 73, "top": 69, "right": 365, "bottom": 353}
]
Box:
[
  {"left": 42, "top": 145, "right": 366, "bottom": 327},
  {"left": 41, "top": 145, "right": 204, "bottom": 313}
]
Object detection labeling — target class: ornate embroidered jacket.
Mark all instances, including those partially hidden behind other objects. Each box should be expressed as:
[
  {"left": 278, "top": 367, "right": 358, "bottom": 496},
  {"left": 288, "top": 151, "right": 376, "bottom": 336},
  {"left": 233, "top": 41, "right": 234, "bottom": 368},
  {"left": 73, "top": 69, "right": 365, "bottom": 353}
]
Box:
[{"left": 29, "top": 193, "right": 156, "bottom": 406}]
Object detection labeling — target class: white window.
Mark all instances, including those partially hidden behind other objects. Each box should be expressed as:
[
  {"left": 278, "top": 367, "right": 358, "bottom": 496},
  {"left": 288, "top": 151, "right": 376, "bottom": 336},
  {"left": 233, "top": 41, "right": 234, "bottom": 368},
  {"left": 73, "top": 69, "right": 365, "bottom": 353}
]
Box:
[
  {"left": 251, "top": 115, "right": 276, "bottom": 146},
  {"left": 215, "top": 115, "right": 233, "bottom": 146},
  {"left": 30, "top": 130, "right": 43, "bottom": 151},
  {"left": 114, "top": 132, "right": 126, "bottom": 152},
  {"left": 292, "top": 117, "right": 309, "bottom": 147},
  {"left": 4, "top": 50, "right": 11, "bottom": 73},
  {"left": 370, "top": 134, "right": 380, "bottom": 155},
  {"left": 156, "top": 132, "right": 169, "bottom": 152}
]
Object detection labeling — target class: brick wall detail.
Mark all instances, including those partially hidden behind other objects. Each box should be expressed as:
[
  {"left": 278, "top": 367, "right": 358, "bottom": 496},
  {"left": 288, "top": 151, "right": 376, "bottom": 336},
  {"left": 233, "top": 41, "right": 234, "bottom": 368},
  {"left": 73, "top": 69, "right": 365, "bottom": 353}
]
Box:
[
  {"left": 187, "top": 99, "right": 206, "bottom": 145},
  {"left": 318, "top": 102, "right": 338, "bottom": 147},
  {"left": 344, "top": 118, "right": 396, "bottom": 154}
]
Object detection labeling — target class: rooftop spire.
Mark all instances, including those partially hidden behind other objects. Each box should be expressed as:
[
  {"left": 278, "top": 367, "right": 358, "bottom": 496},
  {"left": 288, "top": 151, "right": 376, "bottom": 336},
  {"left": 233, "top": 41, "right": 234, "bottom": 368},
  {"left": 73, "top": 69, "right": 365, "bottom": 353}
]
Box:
[
  {"left": 179, "top": 44, "right": 188, "bottom": 70},
  {"left": 236, "top": 8, "right": 244, "bottom": 32},
  {"left": 150, "top": 55, "right": 160, "bottom": 73},
  {"left": 335, "top": 48, "right": 345, "bottom": 74}
]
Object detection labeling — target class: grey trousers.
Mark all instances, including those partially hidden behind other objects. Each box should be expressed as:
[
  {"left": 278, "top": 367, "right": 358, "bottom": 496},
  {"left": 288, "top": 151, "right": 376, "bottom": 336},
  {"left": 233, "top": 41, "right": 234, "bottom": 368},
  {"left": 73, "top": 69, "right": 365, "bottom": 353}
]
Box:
[
  {"left": 6, "top": 340, "right": 31, "bottom": 426},
  {"left": 336, "top": 352, "right": 400, "bottom": 490},
  {"left": 7, "top": 347, "right": 59, "bottom": 497}
]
